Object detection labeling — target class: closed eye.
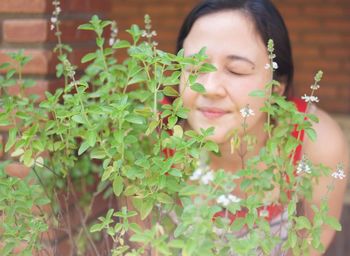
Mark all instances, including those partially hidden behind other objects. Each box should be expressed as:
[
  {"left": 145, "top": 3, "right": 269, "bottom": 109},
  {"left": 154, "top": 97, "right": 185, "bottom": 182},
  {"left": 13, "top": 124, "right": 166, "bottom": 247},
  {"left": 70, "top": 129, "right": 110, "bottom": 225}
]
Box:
[{"left": 227, "top": 69, "right": 248, "bottom": 76}]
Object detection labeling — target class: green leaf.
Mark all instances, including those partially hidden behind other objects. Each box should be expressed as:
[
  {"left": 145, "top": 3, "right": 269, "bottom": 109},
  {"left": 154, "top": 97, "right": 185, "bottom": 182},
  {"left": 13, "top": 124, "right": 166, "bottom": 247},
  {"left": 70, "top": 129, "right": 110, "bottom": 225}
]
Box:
[
  {"left": 199, "top": 62, "right": 216, "bottom": 73},
  {"left": 173, "top": 125, "right": 183, "bottom": 138},
  {"left": 90, "top": 223, "right": 103, "bottom": 233},
  {"left": 288, "top": 231, "right": 297, "bottom": 248},
  {"left": 145, "top": 120, "right": 159, "bottom": 136},
  {"left": 11, "top": 147, "right": 24, "bottom": 157},
  {"left": 125, "top": 114, "right": 145, "bottom": 125},
  {"left": 5, "top": 128, "right": 17, "bottom": 152},
  {"left": 72, "top": 114, "right": 86, "bottom": 124},
  {"left": 140, "top": 199, "right": 153, "bottom": 220},
  {"left": 324, "top": 216, "right": 341, "bottom": 231},
  {"left": 295, "top": 216, "right": 312, "bottom": 230},
  {"left": 78, "top": 23, "right": 95, "bottom": 30},
  {"left": 163, "top": 86, "right": 179, "bottom": 97},
  {"left": 157, "top": 192, "right": 174, "bottom": 204},
  {"left": 112, "top": 40, "right": 131, "bottom": 49},
  {"left": 168, "top": 239, "right": 185, "bottom": 248},
  {"left": 36, "top": 197, "right": 50, "bottom": 206},
  {"left": 81, "top": 52, "right": 97, "bottom": 63},
  {"left": 87, "top": 131, "right": 97, "bottom": 147},
  {"left": 190, "top": 83, "right": 205, "bottom": 93},
  {"left": 102, "top": 166, "right": 114, "bottom": 181},
  {"left": 78, "top": 141, "right": 90, "bottom": 155},
  {"left": 23, "top": 149, "right": 34, "bottom": 167},
  {"left": 204, "top": 140, "right": 219, "bottom": 153},
  {"left": 6, "top": 69, "right": 16, "bottom": 80},
  {"left": 248, "top": 89, "right": 265, "bottom": 98},
  {"left": 168, "top": 169, "right": 182, "bottom": 177},
  {"left": 167, "top": 115, "right": 178, "bottom": 128},
  {"left": 124, "top": 185, "right": 138, "bottom": 196},
  {"left": 179, "top": 185, "right": 197, "bottom": 196},
  {"left": 0, "top": 62, "right": 10, "bottom": 70},
  {"left": 90, "top": 148, "right": 106, "bottom": 159},
  {"left": 305, "top": 128, "right": 317, "bottom": 142},
  {"left": 113, "top": 176, "right": 124, "bottom": 197}
]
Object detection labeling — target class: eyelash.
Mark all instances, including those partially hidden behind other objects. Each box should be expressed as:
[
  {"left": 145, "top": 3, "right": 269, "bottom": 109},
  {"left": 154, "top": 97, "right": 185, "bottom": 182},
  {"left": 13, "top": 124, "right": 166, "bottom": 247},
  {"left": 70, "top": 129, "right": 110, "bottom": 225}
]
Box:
[{"left": 227, "top": 69, "right": 245, "bottom": 76}]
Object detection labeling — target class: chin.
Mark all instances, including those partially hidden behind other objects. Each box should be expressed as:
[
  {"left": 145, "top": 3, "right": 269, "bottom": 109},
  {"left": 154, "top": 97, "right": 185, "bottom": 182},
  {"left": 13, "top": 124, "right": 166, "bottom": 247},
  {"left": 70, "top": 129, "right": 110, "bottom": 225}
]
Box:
[{"left": 205, "top": 133, "right": 229, "bottom": 145}]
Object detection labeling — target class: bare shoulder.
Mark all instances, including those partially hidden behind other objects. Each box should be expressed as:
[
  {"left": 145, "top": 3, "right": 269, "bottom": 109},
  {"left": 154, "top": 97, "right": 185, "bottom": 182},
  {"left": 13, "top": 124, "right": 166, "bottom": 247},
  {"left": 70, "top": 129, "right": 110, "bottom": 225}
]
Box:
[{"left": 304, "top": 106, "right": 349, "bottom": 170}]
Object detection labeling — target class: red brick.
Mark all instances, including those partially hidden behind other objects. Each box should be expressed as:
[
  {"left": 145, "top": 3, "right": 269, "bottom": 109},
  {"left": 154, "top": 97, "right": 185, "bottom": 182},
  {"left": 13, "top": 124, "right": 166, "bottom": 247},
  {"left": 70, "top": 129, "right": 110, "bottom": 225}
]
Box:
[
  {"left": 323, "top": 48, "right": 350, "bottom": 59},
  {"left": 7, "top": 80, "right": 49, "bottom": 102},
  {"left": 276, "top": 5, "right": 301, "bottom": 17},
  {"left": 3, "top": 19, "right": 47, "bottom": 43},
  {"left": 293, "top": 46, "right": 320, "bottom": 58},
  {"left": 0, "top": 49, "right": 52, "bottom": 75},
  {"left": 323, "top": 19, "right": 350, "bottom": 32},
  {"left": 302, "top": 33, "right": 344, "bottom": 45},
  {"left": 286, "top": 19, "right": 321, "bottom": 31},
  {"left": 0, "top": 0, "right": 46, "bottom": 13},
  {"left": 303, "top": 6, "right": 345, "bottom": 17},
  {"left": 4, "top": 162, "right": 30, "bottom": 179},
  {"left": 58, "top": 0, "right": 112, "bottom": 13}
]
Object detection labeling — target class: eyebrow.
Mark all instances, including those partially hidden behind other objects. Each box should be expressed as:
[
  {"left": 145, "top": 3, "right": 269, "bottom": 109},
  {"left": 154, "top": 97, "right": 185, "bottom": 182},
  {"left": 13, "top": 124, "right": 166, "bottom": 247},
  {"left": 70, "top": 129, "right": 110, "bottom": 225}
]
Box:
[{"left": 227, "top": 55, "right": 255, "bottom": 69}]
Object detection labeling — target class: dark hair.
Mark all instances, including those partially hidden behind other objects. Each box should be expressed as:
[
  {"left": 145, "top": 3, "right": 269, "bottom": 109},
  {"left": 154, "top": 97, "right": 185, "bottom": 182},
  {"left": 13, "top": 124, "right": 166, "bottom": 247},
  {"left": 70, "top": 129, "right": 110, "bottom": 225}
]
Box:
[{"left": 176, "top": 0, "right": 294, "bottom": 97}]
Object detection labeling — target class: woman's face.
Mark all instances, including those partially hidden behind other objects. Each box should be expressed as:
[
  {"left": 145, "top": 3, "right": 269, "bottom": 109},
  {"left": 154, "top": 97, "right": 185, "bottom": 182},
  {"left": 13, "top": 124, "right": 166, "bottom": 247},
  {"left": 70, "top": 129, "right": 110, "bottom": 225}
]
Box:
[{"left": 180, "top": 10, "right": 274, "bottom": 144}]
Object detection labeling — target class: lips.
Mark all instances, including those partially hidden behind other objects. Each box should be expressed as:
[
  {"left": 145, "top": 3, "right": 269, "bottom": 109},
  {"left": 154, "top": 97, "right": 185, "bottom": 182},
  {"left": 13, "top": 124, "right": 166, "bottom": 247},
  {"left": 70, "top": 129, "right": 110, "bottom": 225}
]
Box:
[{"left": 198, "top": 107, "right": 230, "bottom": 119}]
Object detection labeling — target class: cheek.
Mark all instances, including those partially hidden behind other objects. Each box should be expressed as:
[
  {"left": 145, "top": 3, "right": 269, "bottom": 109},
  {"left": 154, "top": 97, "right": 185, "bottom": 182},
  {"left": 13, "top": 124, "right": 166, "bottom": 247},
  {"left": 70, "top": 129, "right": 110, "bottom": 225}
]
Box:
[
  {"left": 179, "top": 73, "right": 196, "bottom": 108},
  {"left": 181, "top": 88, "right": 196, "bottom": 109}
]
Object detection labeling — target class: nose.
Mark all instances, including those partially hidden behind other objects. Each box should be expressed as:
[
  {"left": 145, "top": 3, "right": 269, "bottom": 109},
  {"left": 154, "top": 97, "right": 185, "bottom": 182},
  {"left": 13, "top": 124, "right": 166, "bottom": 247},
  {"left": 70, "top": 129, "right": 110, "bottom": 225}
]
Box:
[{"left": 198, "top": 70, "right": 226, "bottom": 98}]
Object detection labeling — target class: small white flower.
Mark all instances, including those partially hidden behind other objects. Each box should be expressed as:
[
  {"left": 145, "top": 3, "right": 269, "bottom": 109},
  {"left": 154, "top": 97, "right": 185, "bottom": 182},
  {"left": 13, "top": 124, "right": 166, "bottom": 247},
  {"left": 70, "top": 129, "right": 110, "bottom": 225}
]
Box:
[
  {"left": 240, "top": 105, "right": 255, "bottom": 118},
  {"left": 259, "top": 209, "right": 269, "bottom": 217},
  {"left": 301, "top": 94, "right": 319, "bottom": 103},
  {"left": 50, "top": 16, "right": 58, "bottom": 24},
  {"left": 297, "top": 156, "right": 311, "bottom": 174},
  {"left": 310, "top": 84, "right": 320, "bottom": 90},
  {"left": 54, "top": 6, "right": 61, "bottom": 15},
  {"left": 50, "top": 24, "right": 55, "bottom": 30},
  {"left": 109, "top": 38, "right": 115, "bottom": 46},
  {"left": 200, "top": 171, "right": 214, "bottom": 185},
  {"left": 216, "top": 195, "right": 230, "bottom": 207},
  {"left": 272, "top": 61, "right": 278, "bottom": 69},
  {"left": 227, "top": 194, "right": 241, "bottom": 203},
  {"left": 264, "top": 63, "right": 270, "bottom": 70},
  {"left": 332, "top": 164, "right": 346, "bottom": 180},
  {"left": 189, "top": 167, "right": 203, "bottom": 181}
]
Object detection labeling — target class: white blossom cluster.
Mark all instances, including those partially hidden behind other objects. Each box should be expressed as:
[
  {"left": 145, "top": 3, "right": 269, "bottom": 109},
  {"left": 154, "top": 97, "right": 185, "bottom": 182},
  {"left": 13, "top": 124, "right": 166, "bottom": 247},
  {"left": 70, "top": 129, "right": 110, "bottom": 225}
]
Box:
[
  {"left": 296, "top": 155, "right": 311, "bottom": 174},
  {"left": 240, "top": 105, "right": 255, "bottom": 118},
  {"left": 216, "top": 194, "right": 241, "bottom": 207},
  {"left": 310, "top": 84, "right": 320, "bottom": 90},
  {"left": 50, "top": 0, "right": 61, "bottom": 31},
  {"left": 109, "top": 21, "right": 118, "bottom": 46},
  {"left": 331, "top": 164, "right": 346, "bottom": 180},
  {"left": 189, "top": 167, "right": 214, "bottom": 185},
  {"left": 301, "top": 94, "right": 319, "bottom": 103},
  {"left": 264, "top": 62, "right": 278, "bottom": 70}
]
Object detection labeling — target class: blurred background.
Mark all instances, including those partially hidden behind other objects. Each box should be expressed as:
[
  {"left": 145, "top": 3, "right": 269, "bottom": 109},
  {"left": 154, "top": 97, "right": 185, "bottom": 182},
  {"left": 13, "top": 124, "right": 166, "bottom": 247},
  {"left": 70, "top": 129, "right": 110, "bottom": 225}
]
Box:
[{"left": 0, "top": 0, "right": 349, "bottom": 255}]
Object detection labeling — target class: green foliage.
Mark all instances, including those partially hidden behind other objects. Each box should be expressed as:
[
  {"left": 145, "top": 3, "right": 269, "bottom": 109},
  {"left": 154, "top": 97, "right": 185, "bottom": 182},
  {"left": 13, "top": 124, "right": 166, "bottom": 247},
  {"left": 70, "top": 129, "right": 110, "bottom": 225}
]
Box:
[{"left": 0, "top": 12, "right": 343, "bottom": 256}]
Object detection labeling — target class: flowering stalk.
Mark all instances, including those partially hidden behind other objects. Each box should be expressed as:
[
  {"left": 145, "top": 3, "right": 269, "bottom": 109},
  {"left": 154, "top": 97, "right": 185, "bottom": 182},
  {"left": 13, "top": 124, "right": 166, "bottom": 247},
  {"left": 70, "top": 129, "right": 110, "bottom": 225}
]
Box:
[{"left": 265, "top": 39, "right": 279, "bottom": 139}]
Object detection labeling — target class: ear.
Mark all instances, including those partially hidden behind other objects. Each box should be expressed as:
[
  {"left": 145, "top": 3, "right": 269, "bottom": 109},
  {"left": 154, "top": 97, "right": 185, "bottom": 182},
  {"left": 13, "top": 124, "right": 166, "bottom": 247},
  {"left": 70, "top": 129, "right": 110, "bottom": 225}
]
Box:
[{"left": 273, "top": 81, "right": 286, "bottom": 96}]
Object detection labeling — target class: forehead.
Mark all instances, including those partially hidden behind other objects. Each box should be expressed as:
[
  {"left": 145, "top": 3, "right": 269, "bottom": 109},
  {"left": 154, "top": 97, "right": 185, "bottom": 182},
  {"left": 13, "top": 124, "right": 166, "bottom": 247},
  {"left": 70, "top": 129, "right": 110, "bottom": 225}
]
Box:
[{"left": 183, "top": 10, "right": 266, "bottom": 60}]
